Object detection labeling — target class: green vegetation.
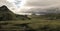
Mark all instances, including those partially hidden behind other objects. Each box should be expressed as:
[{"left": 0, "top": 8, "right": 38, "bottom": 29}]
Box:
[
  {"left": 38, "top": 13, "right": 60, "bottom": 20},
  {"left": 0, "top": 18, "right": 60, "bottom": 31},
  {"left": 16, "top": 14, "right": 31, "bottom": 20}
]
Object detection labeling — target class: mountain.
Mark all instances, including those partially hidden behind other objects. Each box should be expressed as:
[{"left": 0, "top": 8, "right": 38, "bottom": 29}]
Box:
[{"left": 0, "top": 5, "right": 16, "bottom": 21}]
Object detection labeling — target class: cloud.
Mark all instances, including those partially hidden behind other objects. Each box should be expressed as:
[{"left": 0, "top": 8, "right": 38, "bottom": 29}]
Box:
[
  {"left": 24, "top": 0, "right": 60, "bottom": 7},
  {"left": 17, "top": 0, "right": 60, "bottom": 15},
  {"left": 0, "top": 0, "right": 15, "bottom": 7},
  {"left": 7, "top": 0, "right": 22, "bottom": 8}
]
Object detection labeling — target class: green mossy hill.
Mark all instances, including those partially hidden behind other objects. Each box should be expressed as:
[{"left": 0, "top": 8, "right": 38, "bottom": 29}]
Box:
[{"left": 0, "top": 5, "right": 16, "bottom": 21}]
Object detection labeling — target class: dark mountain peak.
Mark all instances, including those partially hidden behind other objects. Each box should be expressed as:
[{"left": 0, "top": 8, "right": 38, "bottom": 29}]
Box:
[
  {"left": 0, "top": 5, "right": 7, "bottom": 8},
  {"left": 0, "top": 5, "right": 16, "bottom": 21},
  {"left": 0, "top": 5, "right": 10, "bottom": 12}
]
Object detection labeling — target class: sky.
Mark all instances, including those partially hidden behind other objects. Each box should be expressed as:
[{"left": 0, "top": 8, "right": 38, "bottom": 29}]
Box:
[
  {"left": 0, "top": 0, "right": 60, "bottom": 15},
  {"left": 17, "top": 0, "right": 60, "bottom": 15}
]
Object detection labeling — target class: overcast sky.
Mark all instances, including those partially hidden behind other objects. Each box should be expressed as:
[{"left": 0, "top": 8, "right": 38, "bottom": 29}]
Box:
[
  {"left": 17, "top": 0, "right": 60, "bottom": 14},
  {"left": 0, "top": 0, "right": 60, "bottom": 15}
]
